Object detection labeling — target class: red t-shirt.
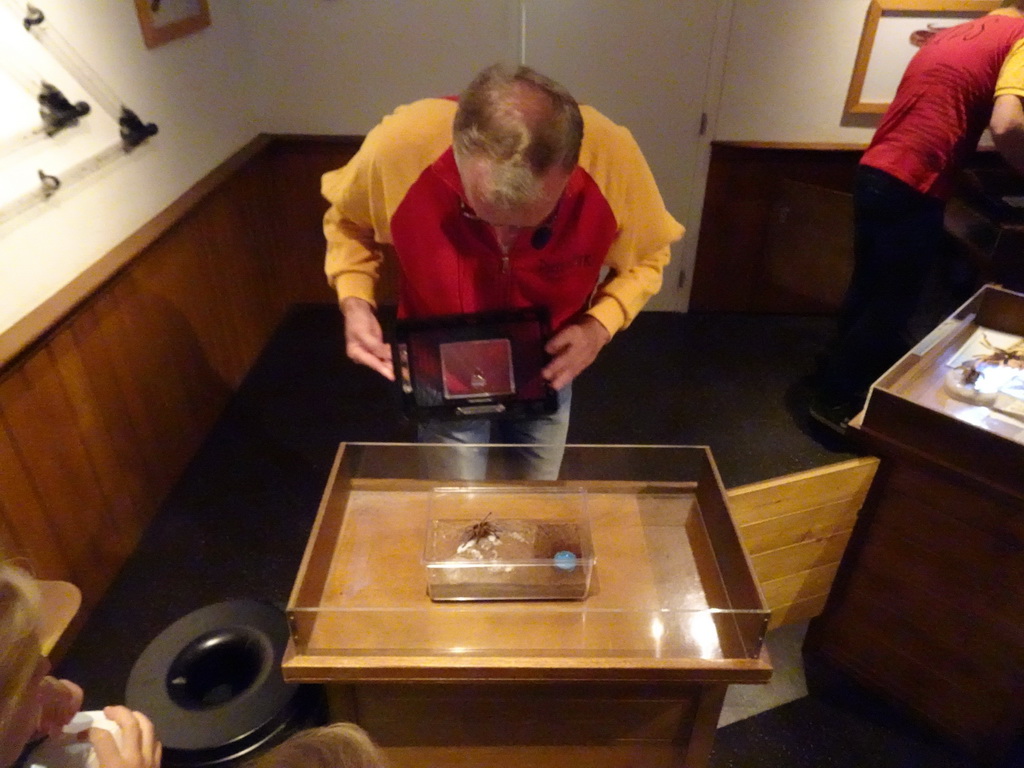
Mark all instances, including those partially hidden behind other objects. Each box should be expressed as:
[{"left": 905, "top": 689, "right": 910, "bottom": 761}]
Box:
[{"left": 861, "top": 12, "right": 1024, "bottom": 200}]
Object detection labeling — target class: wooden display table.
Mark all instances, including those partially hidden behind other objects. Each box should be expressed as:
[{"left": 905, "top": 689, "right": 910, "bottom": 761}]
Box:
[
  {"left": 283, "top": 443, "right": 771, "bottom": 768},
  {"left": 806, "top": 285, "right": 1024, "bottom": 765}
]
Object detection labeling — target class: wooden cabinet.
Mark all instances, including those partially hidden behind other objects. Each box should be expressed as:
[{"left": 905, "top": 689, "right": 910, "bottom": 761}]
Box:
[{"left": 805, "top": 285, "right": 1024, "bottom": 765}]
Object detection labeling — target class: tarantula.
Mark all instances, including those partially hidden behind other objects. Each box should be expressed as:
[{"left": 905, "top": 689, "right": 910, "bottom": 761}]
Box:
[
  {"left": 460, "top": 513, "right": 499, "bottom": 547},
  {"left": 974, "top": 334, "right": 1024, "bottom": 369},
  {"left": 953, "top": 333, "right": 1024, "bottom": 388}
]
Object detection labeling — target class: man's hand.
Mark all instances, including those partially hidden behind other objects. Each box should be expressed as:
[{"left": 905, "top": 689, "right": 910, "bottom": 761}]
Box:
[
  {"left": 37, "top": 676, "right": 83, "bottom": 738},
  {"left": 89, "top": 706, "right": 161, "bottom": 768},
  {"left": 340, "top": 297, "right": 394, "bottom": 381},
  {"left": 542, "top": 315, "right": 611, "bottom": 390}
]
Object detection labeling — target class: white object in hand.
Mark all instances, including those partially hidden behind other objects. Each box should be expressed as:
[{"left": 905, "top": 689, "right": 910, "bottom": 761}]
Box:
[{"left": 26, "top": 711, "right": 122, "bottom": 768}]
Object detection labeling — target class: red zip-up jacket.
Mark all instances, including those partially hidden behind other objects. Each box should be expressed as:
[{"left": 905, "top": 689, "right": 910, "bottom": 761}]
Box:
[{"left": 323, "top": 98, "right": 683, "bottom": 335}]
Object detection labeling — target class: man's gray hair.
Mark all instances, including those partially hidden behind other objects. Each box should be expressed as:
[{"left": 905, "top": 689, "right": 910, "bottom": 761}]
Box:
[{"left": 453, "top": 63, "right": 583, "bottom": 209}]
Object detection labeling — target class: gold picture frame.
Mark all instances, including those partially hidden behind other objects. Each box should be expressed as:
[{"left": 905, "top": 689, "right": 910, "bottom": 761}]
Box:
[
  {"left": 845, "top": 0, "right": 998, "bottom": 114},
  {"left": 134, "top": 0, "right": 211, "bottom": 49}
]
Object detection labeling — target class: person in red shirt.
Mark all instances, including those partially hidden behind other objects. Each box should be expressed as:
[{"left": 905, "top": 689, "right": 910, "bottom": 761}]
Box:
[
  {"left": 810, "top": 0, "right": 1024, "bottom": 434},
  {"left": 322, "top": 64, "right": 683, "bottom": 478}
]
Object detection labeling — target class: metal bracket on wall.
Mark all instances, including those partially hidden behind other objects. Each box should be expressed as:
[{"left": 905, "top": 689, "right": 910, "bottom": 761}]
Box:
[{"left": 0, "top": 0, "right": 159, "bottom": 227}]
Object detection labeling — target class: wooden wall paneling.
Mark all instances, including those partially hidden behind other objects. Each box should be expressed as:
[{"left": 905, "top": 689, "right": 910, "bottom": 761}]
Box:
[
  {"left": 0, "top": 502, "right": 21, "bottom": 559},
  {"left": 758, "top": 561, "right": 840, "bottom": 614},
  {"left": 690, "top": 151, "right": 774, "bottom": 312},
  {"left": 263, "top": 138, "right": 363, "bottom": 307},
  {"left": 0, "top": 352, "right": 119, "bottom": 603},
  {"left": 769, "top": 594, "right": 837, "bottom": 630},
  {"left": 195, "top": 197, "right": 253, "bottom": 382},
  {"left": 0, "top": 138, "right": 313, "bottom": 618},
  {"left": 819, "top": 601, "right": 1004, "bottom": 747},
  {"left": 140, "top": 203, "right": 243, "bottom": 388},
  {"left": 817, "top": 569, "right": 1018, "bottom": 757},
  {"left": 67, "top": 302, "right": 160, "bottom": 532},
  {"left": 112, "top": 274, "right": 209, "bottom": 495},
  {"left": 811, "top": 450, "right": 1024, "bottom": 761},
  {"left": 73, "top": 291, "right": 174, "bottom": 503},
  {"left": 194, "top": 169, "right": 276, "bottom": 384},
  {"left": 737, "top": 499, "right": 858, "bottom": 554},
  {"left": 856, "top": 513, "right": 1024, "bottom": 647},
  {"left": 750, "top": 531, "right": 853, "bottom": 584},
  {"left": 727, "top": 457, "right": 877, "bottom": 525},
  {"left": 127, "top": 205, "right": 237, "bottom": 426},
  {"left": 47, "top": 330, "right": 145, "bottom": 558},
  {"left": 887, "top": 460, "right": 1024, "bottom": 540},
  {"left": 233, "top": 149, "right": 297, "bottom": 322},
  {"left": 761, "top": 180, "right": 854, "bottom": 312},
  {"left": 690, "top": 144, "right": 862, "bottom": 313},
  {"left": 0, "top": 424, "right": 72, "bottom": 580}
]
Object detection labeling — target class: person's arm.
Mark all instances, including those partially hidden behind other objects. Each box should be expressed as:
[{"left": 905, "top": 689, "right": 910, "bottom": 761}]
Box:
[
  {"left": 990, "top": 93, "right": 1024, "bottom": 175},
  {"left": 340, "top": 296, "right": 394, "bottom": 381},
  {"left": 541, "top": 237, "right": 676, "bottom": 390},
  {"left": 580, "top": 112, "right": 685, "bottom": 338},
  {"left": 540, "top": 113, "right": 683, "bottom": 388},
  {"left": 322, "top": 100, "right": 455, "bottom": 380},
  {"left": 587, "top": 241, "right": 676, "bottom": 336},
  {"left": 992, "top": 37, "right": 1024, "bottom": 175},
  {"left": 321, "top": 123, "right": 394, "bottom": 380},
  {"left": 322, "top": 154, "right": 385, "bottom": 312}
]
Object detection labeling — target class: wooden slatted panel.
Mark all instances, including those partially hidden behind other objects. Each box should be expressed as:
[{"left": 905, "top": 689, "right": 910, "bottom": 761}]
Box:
[{"left": 726, "top": 456, "right": 878, "bottom": 629}]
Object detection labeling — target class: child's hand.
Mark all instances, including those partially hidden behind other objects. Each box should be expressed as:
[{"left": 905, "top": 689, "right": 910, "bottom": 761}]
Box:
[
  {"left": 36, "top": 676, "right": 84, "bottom": 738},
  {"left": 88, "top": 706, "right": 162, "bottom": 768}
]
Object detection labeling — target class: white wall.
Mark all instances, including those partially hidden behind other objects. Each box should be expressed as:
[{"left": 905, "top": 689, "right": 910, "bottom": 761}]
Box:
[
  {"left": 237, "top": 1, "right": 522, "bottom": 135},
  {"left": 716, "top": 0, "right": 877, "bottom": 144},
  {"left": 0, "top": 0, "right": 255, "bottom": 357}
]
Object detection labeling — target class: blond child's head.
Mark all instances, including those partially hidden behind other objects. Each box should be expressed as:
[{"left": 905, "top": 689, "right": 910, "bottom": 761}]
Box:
[
  {"left": 0, "top": 562, "right": 46, "bottom": 767},
  {"left": 246, "top": 723, "right": 386, "bottom": 768}
]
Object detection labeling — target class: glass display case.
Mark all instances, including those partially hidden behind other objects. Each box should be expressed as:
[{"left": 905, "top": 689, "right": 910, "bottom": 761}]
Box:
[
  {"left": 283, "top": 443, "right": 771, "bottom": 768},
  {"left": 856, "top": 283, "right": 1024, "bottom": 486},
  {"left": 286, "top": 443, "right": 768, "bottom": 673}
]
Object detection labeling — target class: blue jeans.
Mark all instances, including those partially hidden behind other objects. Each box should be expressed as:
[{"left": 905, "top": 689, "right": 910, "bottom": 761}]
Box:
[{"left": 417, "top": 384, "right": 571, "bottom": 481}]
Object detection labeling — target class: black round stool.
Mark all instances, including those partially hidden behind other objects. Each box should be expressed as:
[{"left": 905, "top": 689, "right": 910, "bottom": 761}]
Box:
[{"left": 126, "top": 600, "right": 318, "bottom": 767}]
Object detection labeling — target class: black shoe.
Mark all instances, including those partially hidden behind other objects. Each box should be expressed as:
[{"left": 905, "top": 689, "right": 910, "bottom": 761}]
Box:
[{"left": 808, "top": 397, "right": 861, "bottom": 436}]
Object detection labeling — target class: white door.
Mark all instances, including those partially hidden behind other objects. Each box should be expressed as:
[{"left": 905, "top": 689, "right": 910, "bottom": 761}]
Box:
[{"left": 520, "top": 0, "right": 725, "bottom": 311}]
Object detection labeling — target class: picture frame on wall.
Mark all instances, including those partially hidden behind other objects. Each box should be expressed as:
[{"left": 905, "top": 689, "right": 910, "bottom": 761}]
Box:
[
  {"left": 134, "top": 0, "right": 211, "bottom": 49},
  {"left": 844, "top": 0, "right": 999, "bottom": 114}
]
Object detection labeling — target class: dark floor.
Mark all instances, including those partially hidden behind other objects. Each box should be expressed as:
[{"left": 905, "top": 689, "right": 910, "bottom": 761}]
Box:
[{"left": 56, "top": 302, "right": 1000, "bottom": 767}]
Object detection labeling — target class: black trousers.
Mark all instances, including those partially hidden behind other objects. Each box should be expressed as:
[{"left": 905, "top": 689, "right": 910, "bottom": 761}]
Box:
[{"left": 816, "top": 165, "right": 945, "bottom": 404}]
